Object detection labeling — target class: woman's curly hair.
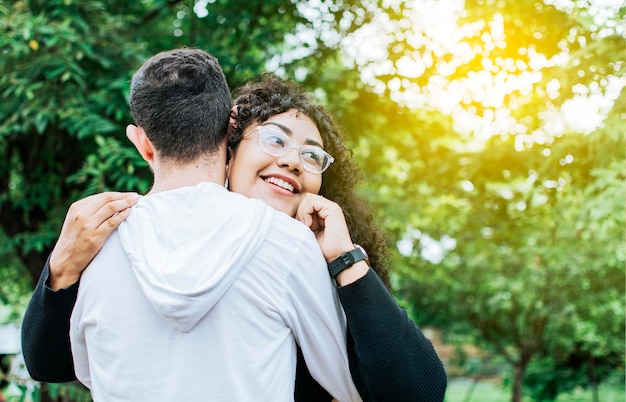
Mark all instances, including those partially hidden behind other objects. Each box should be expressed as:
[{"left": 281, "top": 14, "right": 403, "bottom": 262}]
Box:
[{"left": 229, "top": 74, "right": 391, "bottom": 288}]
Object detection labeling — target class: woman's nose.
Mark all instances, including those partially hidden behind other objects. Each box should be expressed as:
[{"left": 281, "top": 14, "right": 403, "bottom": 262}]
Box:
[{"left": 276, "top": 147, "right": 302, "bottom": 173}]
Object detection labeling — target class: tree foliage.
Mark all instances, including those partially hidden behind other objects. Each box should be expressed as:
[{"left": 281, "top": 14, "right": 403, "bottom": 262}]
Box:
[{"left": 359, "top": 2, "right": 625, "bottom": 401}]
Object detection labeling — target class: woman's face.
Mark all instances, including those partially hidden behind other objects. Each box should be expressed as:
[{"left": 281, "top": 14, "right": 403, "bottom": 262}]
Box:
[{"left": 227, "top": 109, "right": 324, "bottom": 217}]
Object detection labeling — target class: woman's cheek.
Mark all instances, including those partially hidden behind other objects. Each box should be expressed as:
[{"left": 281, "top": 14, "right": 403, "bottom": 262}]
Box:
[{"left": 304, "top": 174, "right": 323, "bottom": 195}]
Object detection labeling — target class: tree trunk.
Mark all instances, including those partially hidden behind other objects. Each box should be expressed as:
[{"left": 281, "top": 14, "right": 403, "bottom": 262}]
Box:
[
  {"left": 511, "top": 362, "right": 525, "bottom": 402},
  {"left": 40, "top": 384, "right": 54, "bottom": 402}
]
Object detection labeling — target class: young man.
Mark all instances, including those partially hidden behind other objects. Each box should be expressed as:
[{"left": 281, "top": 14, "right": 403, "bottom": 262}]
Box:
[{"left": 46, "top": 48, "right": 360, "bottom": 401}]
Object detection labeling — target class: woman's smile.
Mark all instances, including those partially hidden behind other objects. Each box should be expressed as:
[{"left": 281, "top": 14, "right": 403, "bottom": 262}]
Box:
[{"left": 262, "top": 175, "right": 300, "bottom": 194}]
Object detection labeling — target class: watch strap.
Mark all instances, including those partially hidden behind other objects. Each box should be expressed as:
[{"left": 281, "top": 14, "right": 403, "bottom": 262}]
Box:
[{"left": 328, "top": 246, "right": 367, "bottom": 279}]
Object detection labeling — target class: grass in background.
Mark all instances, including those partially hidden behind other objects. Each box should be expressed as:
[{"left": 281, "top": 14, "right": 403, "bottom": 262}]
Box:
[{"left": 445, "top": 379, "right": 625, "bottom": 402}]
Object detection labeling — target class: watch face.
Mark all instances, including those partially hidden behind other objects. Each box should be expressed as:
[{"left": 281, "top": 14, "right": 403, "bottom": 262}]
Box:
[
  {"left": 328, "top": 245, "right": 370, "bottom": 279},
  {"left": 354, "top": 244, "right": 370, "bottom": 264}
]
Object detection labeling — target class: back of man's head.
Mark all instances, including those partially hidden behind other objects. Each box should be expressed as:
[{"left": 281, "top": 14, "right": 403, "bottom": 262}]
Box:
[{"left": 129, "top": 48, "right": 231, "bottom": 163}]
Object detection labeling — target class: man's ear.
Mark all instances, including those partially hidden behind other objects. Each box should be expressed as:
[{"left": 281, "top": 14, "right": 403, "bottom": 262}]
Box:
[{"left": 126, "top": 124, "right": 155, "bottom": 163}]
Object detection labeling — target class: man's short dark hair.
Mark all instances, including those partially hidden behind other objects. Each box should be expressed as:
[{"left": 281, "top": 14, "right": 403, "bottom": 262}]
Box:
[{"left": 129, "top": 48, "right": 231, "bottom": 163}]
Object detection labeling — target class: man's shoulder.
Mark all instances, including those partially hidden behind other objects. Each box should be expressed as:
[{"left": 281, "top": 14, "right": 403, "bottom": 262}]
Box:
[
  {"left": 259, "top": 212, "right": 325, "bottom": 271},
  {"left": 220, "top": 191, "right": 314, "bottom": 237},
  {"left": 265, "top": 208, "right": 313, "bottom": 240}
]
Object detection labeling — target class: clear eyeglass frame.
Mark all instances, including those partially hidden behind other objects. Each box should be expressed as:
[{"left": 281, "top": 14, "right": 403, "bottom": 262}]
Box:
[{"left": 244, "top": 125, "right": 334, "bottom": 174}]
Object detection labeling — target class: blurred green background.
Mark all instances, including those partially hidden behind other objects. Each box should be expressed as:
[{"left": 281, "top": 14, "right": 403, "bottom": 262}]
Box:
[{"left": 0, "top": 0, "right": 624, "bottom": 401}]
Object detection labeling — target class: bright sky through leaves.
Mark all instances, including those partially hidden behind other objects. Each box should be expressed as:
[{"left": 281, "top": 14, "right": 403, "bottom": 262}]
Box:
[{"left": 340, "top": 0, "right": 624, "bottom": 141}]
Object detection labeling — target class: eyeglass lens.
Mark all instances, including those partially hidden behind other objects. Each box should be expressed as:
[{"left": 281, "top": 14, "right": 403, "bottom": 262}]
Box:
[{"left": 257, "top": 126, "right": 333, "bottom": 173}]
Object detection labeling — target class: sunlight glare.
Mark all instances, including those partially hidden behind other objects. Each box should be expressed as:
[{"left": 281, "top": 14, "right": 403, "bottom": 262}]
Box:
[{"left": 338, "top": 0, "right": 621, "bottom": 142}]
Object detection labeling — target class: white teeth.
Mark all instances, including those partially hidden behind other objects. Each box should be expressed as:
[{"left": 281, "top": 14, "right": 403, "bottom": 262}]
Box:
[{"left": 265, "top": 177, "right": 295, "bottom": 192}]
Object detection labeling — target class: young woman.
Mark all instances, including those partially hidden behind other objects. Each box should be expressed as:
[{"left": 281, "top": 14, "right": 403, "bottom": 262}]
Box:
[{"left": 21, "top": 76, "right": 447, "bottom": 401}]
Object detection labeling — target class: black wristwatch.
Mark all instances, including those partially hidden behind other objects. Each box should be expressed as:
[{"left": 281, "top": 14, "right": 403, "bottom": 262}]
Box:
[{"left": 328, "top": 244, "right": 368, "bottom": 279}]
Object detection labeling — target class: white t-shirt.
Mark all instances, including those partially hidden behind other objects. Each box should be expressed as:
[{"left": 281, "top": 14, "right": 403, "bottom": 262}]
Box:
[{"left": 70, "top": 182, "right": 361, "bottom": 401}]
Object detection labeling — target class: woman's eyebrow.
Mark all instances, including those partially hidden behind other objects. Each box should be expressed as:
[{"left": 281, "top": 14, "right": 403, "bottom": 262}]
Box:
[{"left": 262, "top": 122, "right": 324, "bottom": 148}]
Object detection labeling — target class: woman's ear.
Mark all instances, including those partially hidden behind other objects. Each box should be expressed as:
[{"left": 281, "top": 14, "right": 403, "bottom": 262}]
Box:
[
  {"left": 126, "top": 124, "right": 155, "bottom": 163},
  {"left": 227, "top": 106, "right": 239, "bottom": 147},
  {"left": 228, "top": 106, "right": 239, "bottom": 130}
]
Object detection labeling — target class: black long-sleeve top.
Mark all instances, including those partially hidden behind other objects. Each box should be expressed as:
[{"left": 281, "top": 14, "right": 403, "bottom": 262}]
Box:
[{"left": 22, "top": 258, "right": 447, "bottom": 401}]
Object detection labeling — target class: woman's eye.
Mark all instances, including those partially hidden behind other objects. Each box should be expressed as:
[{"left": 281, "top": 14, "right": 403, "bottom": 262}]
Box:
[
  {"left": 266, "top": 135, "right": 285, "bottom": 147},
  {"left": 302, "top": 149, "right": 323, "bottom": 163}
]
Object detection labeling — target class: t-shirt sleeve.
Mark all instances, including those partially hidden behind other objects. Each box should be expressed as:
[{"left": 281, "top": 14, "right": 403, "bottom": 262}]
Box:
[
  {"left": 294, "top": 346, "right": 333, "bottom": 401},
  {"left": 283, "top": 234, "right": 362, "bottom": 402},
  {"left": 21, "top": 255, "right": 78, "bottom": 382},
  {"left": 337, "top": 268, "right": 447, "bottom": 401}
]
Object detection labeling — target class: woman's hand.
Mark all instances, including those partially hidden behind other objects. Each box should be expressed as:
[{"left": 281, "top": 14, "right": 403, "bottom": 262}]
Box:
[
  {"left": 49, "top": 192, "right": 141, "bottom": 290},
  {"left": 296, "top": 194, "right": 353, "bottom": 262},
  {"left": 296, "top": 194, "right": 368, "bottom": 286}
]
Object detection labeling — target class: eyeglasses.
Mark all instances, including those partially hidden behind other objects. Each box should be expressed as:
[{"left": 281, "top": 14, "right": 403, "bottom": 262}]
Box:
[{"left": 244, "top": 125, "right": 335, "bottom": 174}]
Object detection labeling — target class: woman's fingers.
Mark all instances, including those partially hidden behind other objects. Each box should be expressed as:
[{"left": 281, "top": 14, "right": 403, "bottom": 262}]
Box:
[
  {"left": 91, "top": 193, "right": 141, "bottom": 233},
  {"left": 296, "top": 194, "right": 354, "bottom": 261},
  {"left": 296, "top": 194, "right": 329, "bottom": 231},
  {"left": 48, "top": 192, "right": 140, "bottom": 290}
]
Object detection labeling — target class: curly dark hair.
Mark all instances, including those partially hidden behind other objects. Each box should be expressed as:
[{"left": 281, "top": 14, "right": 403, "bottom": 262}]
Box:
[{"left": 229, "top": 74, "right": 391, "bottom": 288}]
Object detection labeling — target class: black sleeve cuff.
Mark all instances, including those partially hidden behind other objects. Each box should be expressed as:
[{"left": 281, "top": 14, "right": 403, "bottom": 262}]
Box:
[{"left": 21, "top": 255, "right": 78, "bottom": 382}]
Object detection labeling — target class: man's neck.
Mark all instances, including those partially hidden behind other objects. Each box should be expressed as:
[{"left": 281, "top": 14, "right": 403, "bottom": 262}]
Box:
[{"left": 148, "top": 158, "right": 226, "bottom": 195}]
